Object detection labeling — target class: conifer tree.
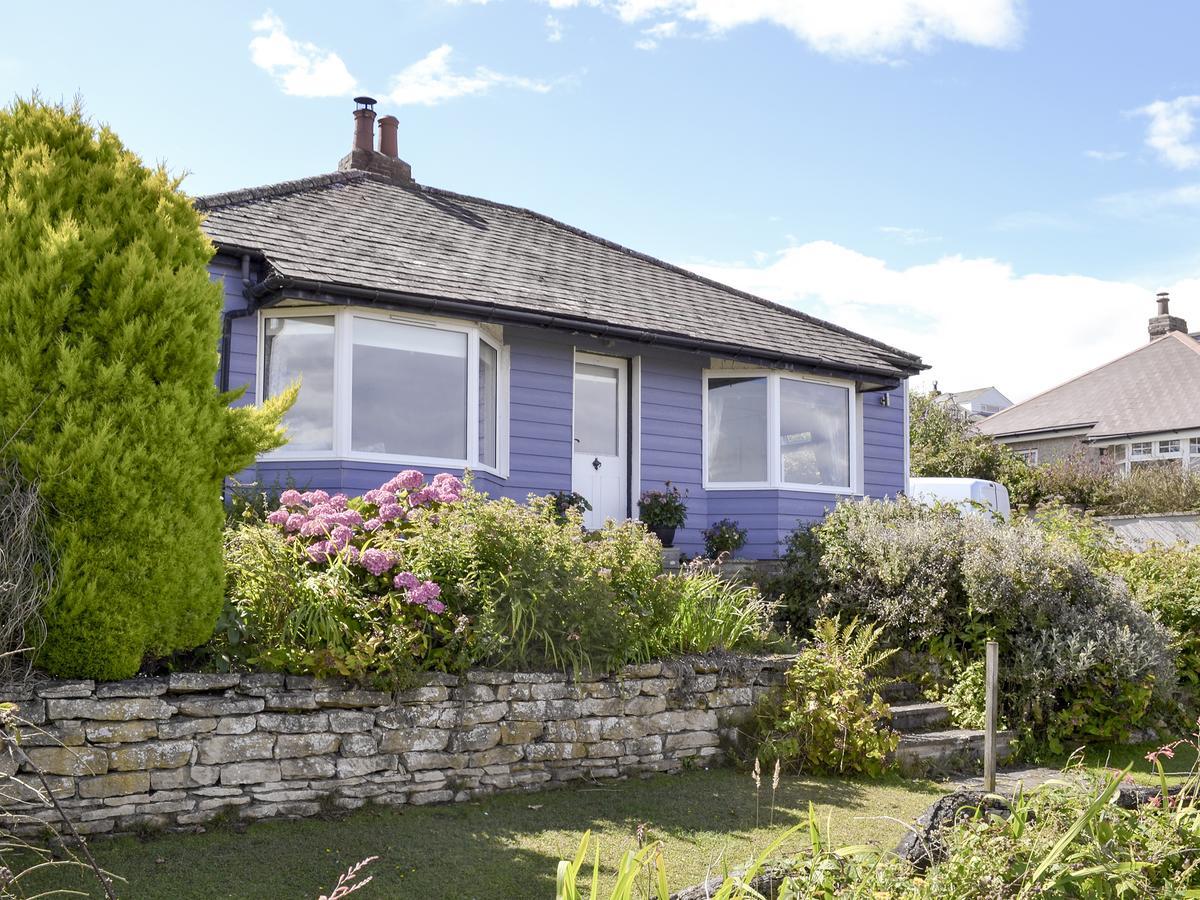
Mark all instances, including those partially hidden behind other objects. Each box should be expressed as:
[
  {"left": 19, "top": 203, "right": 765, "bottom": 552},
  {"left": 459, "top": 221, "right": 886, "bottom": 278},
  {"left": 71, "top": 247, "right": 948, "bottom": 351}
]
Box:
[{"left": 0, "top": 97, "right": 291, "bottom": 679}]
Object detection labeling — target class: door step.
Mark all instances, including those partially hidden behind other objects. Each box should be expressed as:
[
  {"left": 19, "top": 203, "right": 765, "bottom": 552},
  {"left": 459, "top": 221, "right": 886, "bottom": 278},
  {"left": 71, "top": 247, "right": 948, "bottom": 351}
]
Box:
[
  {"left": 894, "top": 727, "right": 1015, "bottom": 774},
  {"left": 888, "top": 701, "right": 951, "bottom": 732}
]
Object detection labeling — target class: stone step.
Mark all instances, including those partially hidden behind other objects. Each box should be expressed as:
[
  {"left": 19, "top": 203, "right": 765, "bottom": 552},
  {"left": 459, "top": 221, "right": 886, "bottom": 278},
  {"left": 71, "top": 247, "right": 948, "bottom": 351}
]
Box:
[
  {"left": 894, "top": 728, "right": 1015, "bottom": 772},
  {"left": 879, "top": 681, "right": 921, "bottom": 704},
  {"left": 888, "top": 701, "right": 950, "bottom": 733}
]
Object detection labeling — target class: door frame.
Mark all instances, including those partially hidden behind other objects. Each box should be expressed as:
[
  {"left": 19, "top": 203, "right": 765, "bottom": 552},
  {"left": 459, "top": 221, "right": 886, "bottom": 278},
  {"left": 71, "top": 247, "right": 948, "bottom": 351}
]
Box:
[{"left": 571, "top": 350, "right": 638, "bottom": 521}]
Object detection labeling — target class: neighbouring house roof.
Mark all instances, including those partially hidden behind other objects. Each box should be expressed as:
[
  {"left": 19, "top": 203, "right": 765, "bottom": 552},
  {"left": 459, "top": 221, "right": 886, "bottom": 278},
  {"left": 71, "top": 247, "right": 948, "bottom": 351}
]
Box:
[
  {"left": 976, "top": 331, "right": 1200, "bottom": 441},
  {"left": 197, "top": 171, "right": 924, "bottom": 382},
  {"left": 943, "top": 386, "right": 1003, "bottom": 405}
]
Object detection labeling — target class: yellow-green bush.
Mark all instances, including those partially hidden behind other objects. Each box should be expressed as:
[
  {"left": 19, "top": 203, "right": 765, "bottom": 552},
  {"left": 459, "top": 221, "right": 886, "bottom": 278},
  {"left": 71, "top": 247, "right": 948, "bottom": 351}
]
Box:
[{"left": 0, "top": 98, "right": 288, "bottom": 678}]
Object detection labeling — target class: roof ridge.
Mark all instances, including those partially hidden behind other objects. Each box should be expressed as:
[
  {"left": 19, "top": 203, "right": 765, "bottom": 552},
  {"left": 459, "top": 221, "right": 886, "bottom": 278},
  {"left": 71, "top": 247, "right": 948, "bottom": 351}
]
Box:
[
  {"left": 978, "top": 335, "right": 1191, "bottom": 431},
  {"left": 413, "top": 183, "right": 922, "bottom": 367},
  {"left": 195, "top": 171, "right": 370, "bottom": 211}
]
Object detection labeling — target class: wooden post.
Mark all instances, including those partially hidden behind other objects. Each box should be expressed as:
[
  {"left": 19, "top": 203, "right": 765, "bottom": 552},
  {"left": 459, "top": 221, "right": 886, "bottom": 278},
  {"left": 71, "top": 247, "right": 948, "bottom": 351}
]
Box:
[{"left": 984, "top": 640, "right": 999, "bottom": 793}]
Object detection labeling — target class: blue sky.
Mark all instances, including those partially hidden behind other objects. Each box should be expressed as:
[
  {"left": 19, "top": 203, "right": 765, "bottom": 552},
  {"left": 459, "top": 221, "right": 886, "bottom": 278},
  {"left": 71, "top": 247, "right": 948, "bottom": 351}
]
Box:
[{"left": 5, "top": 1, "right": 1200, "bottom": 399}]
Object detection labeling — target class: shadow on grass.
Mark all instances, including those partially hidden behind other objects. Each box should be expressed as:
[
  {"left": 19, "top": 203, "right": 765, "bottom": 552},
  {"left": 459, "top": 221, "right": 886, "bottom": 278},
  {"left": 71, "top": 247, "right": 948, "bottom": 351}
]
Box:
[{"left": 26, "top": 768, "right": 943, "bottom": 900}]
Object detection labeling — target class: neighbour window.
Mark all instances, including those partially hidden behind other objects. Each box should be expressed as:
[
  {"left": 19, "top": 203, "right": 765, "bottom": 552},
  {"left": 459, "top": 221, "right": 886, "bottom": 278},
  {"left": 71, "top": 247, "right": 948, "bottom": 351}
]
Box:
[
  {"left": 1014, "top": 448, "right": 1038, "bottom": 465},
  {"left": 262, "top": 310, "right": 503, "bottom": 470},
  {"left": 705, "top": 371, "right": 854, "bottom": 490},
  {"left": 262, "top": 316, "right": 336, "bottom": 452},
  {"left": 1159, "top": 439, "right": 1181, "bottom": 455},
  {"left": 1130, "top": 441, "right": 1153, "bottom": 458},
  {"left": 1191, "top": 437, "right": 1200, "bottom": 456}
]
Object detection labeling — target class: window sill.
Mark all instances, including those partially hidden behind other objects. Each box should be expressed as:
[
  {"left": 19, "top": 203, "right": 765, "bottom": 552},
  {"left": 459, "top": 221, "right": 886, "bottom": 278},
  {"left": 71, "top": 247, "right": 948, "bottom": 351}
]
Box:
[
  {"left": 259, "top": 452, "right": 506, "bottom": 479},
  {"left": 704, "top": 481, "right": 856, "bottom": 495}
]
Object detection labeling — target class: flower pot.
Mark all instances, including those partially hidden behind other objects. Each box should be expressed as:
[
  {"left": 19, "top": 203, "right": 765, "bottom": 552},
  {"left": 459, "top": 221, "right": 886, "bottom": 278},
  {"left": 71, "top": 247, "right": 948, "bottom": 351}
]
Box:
[{"left": 650, "top": 524, "right": 677, "bottom": 548}]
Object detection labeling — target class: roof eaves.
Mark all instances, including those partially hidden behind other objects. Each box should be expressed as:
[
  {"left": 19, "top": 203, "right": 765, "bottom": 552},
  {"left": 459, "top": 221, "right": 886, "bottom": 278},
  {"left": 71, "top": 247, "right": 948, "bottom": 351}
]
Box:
[{"left": 251, "top": 273, "right": 916, "bottom": 381}]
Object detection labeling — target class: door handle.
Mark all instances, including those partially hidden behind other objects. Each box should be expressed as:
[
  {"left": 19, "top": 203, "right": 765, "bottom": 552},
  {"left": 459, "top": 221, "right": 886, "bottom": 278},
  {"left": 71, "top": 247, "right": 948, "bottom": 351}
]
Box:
[{"left": 592, "top": 457, "right": 602, "bottom": 470}]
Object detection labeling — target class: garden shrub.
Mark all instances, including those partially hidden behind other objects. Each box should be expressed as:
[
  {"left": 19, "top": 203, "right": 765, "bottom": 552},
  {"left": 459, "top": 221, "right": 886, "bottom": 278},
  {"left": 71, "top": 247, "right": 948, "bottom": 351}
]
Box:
[
  {"left": 774, "top": 497, "right": 1175, "bottom": 753},
  {"left": 637, "top": 559, "right": 774, "bottom": 659},
  {"left": 750, "top": 617, "right": 898, "bottom": 776},
  {"left": 405, "top": 490, "right": 663, "bottom": 672},
  {"left": 0, "top": 98, "right": 290, "bottom": 679},
  {"left": 223, "top": 472, "right": 473, "bottom": 684}
]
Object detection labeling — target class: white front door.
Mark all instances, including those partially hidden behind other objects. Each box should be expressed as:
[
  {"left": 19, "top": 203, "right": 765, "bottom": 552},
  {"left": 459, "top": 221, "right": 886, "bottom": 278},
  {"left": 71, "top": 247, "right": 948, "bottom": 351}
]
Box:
[{"left": 572, "top": 353, "right": 628, "bottom": 530}]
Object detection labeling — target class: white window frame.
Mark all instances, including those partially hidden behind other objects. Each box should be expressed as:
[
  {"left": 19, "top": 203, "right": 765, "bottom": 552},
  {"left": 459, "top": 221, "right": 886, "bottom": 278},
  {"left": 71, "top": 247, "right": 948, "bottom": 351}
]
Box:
[
  {"left": 257, "top": 305, "right": 508, "bottom": 476},
  {"left": 1159, "top": 439, "right": 1181, "bottom": 456},
  {"left": 1014, "top": 448, "right": 1039, "bottom": 465},
  {"left": 1129, "top": 441, "right": 1154, "bottom": 460},
  {"left": 702, "top": 368, "right": 859, "bottom": 494}
]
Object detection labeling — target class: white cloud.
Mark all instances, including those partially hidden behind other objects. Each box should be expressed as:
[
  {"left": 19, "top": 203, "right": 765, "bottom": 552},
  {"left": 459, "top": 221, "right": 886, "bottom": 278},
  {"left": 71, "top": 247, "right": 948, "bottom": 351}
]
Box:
[
  {"left": 1135, "top": 95, "right": 1200, "bottom": 170},
  {"left": 546, "top": 14, "right": 565, "bottom": 41},
  {"left": 634, "top": 19, "right": 678, "bottom": 49},
  {"left": 561, "top": 0, "right": 1024, "bottom": 60},
  {"left": 249, "top": 11, "right": 358, "bottom": 97},
  {"left": 685, "top": 241, "right": 1175, "bottom": 402},
  {"left": 385, "top": 44, "right": 553, "bottom": 107},
  {"left": 1085, "top": 149, "right": 1127, "bottom": 162}
]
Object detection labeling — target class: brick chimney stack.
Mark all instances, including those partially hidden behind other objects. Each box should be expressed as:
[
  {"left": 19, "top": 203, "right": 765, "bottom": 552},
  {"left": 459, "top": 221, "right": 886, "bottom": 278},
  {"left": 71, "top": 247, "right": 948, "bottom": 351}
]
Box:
[
  {"left": 338, "top": 98, "right": 413, "bottom": 185},
  {"left": 1148, "top": 291, "right": 1188, "bottom": 341}
]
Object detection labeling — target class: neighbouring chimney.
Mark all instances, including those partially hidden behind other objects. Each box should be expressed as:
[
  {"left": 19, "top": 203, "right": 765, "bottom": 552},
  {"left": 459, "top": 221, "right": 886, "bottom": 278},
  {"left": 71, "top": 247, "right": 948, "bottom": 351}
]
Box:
[
  {"left": 1148, "top": 291, "right": 1188, "bottom": 341},
  {"left": 378, "top": 115, "right": 398, "bottom": 158},
  {"left": 338, "top": 99, "right": 413, "bottom": 185}
]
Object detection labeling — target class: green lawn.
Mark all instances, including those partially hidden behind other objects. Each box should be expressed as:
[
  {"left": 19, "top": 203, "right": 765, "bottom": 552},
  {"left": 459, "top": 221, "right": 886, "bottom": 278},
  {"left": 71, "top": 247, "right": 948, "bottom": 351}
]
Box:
[{"left": 32, "top": 769, "right": 943, "bottom": 899}]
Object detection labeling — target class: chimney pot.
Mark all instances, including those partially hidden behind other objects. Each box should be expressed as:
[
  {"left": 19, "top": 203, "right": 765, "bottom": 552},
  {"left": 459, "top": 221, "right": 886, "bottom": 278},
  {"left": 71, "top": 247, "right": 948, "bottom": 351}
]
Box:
[
  {"left": 1148, "top": 291, "right": 1188, "bottom": 341},
  {"left": 378, "top": 115, "right": 399, "bottom": 158},
  {"left": 352, "top": 96, "right": 377, "bottom": 153}
]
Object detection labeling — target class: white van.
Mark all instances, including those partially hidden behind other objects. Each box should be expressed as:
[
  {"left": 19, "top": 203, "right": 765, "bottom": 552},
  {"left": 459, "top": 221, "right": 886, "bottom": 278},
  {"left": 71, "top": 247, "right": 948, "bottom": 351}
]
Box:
[{"left": 908, "top": 477, "right": 1011, "bottom": 521}]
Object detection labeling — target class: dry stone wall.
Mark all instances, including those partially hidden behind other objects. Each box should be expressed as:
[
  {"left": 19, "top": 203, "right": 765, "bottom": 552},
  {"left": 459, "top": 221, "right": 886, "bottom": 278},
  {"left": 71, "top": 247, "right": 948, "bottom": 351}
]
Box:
[{"left": 0, "top": 656, "right": 791, "bottom": 837}]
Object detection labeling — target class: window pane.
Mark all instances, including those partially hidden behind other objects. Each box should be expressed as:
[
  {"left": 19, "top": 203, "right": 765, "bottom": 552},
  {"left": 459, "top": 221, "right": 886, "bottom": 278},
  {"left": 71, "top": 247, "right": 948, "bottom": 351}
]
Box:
[
  {"left": 351, "top": 318, "right": 467, "bottom": 459},
  {"left": 479, "top": 341, "right": 498, "bottom": 468},
  {"left": 780, "top": 379, "right": 850, "bottom": 488},
  {"left": 707, "top": 377, "right": 768, "bottom": 483},
  {"left": 574, "top": 362, "right": 618, "bottom": 455},
  {"left": 264, "top": 316, "right": 335, "bottom": 452}
]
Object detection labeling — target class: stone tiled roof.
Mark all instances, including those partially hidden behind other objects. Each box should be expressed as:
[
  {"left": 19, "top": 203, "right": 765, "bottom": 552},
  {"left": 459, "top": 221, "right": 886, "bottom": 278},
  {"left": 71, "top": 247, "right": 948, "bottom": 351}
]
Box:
[
  {"left": 198, "top": 171, "right": 923, "bottom": 380},
  {"left": 976, "top": 331, "right": 1200, "bottom": 440}
]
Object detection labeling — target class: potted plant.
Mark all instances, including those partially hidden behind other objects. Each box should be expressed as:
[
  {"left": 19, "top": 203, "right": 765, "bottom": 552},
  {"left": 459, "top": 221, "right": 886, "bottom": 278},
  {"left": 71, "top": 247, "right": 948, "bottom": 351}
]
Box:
[
  {"left": 702, "top": 518, "right": 748, "bottom": 559},
  {"left": 638, "top": 482, "right": 688, "bottom": 547}
]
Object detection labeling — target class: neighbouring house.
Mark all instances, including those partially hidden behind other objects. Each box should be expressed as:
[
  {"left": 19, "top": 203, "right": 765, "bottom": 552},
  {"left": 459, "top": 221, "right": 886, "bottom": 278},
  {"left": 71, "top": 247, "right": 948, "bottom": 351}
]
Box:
[
  {"left": 976, "top": 293, "right": 1200, "bottom": 472},
  {"left": 935, "top": 385, "right": 1012, "bottom": 421},
  {"left": 201, "top": 99, "right": 924, "bottom": 558}
]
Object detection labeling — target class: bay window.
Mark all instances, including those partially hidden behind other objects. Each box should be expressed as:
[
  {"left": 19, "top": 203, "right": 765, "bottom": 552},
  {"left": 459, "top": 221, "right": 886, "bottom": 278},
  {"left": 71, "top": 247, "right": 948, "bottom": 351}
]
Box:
[
  {"left": 261, "top": 308, "right": 504, "bottom": 472},
  {"left": 704, "top": 370, "right": 856, "bottom": 492}
]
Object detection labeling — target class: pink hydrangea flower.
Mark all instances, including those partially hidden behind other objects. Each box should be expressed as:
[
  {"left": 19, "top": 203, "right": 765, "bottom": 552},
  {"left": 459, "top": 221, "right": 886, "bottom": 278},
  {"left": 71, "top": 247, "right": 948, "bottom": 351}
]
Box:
[
  {"left": 425, "top": 599, "right": 446, "bottom": 615},
  {"left": 306, "top": 541, "right": 332, "bottom": 563},
  {"left": 408, "top": 487, "right": 437, "bottom": 508},
  {"left": 279, "top": 489, "right": 303, "bottom": 507},
  {"left": 300, "top": 490, "right": 330, "bottom": 506},
  {"left": 407, "top": 581, "right": 441, "bottom": 605},
  {"left": 329, "top": 525, "right": 353, "bottom": 549},
  {"left": 393, "top": 571, "right": 420, "bottom": 591},
  {"left": 363, "top": 517, "right": 382, "bottom": 532},
  {"left": 385, "top": 470, "right": 425, "bottom": 493},
  {"left": 378, "top": 503, "right": 406, "bottom": 523},
  {"left": 266, "top": 508, "right": 290, "bottom": 526},
  {"left": 284, "top": 513, "right": 305, "bottom": 533},
  {"left": 328, "top": 509, "right": 363, "bottom": 528},
  {"left": 328, "top": 494, "right": 349, "bottom": 511},
  {"left": 363, "top": 489, "right": 392, "bottom": 506},
  {"left": 342, "top": 546, "right": 360, "bottom": 564},
  {"left": 360, "top": 548, "right": 396, "bottom": 576},
  {"left": 299, "top": 518, "right": 328, "bottom": 538}
]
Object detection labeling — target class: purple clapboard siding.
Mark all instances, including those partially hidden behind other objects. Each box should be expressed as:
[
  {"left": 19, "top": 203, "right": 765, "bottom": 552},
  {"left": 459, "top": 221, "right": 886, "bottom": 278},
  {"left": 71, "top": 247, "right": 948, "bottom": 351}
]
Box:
[{"left": 213, "top": 257, "right": 909, "bottom": 558}]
